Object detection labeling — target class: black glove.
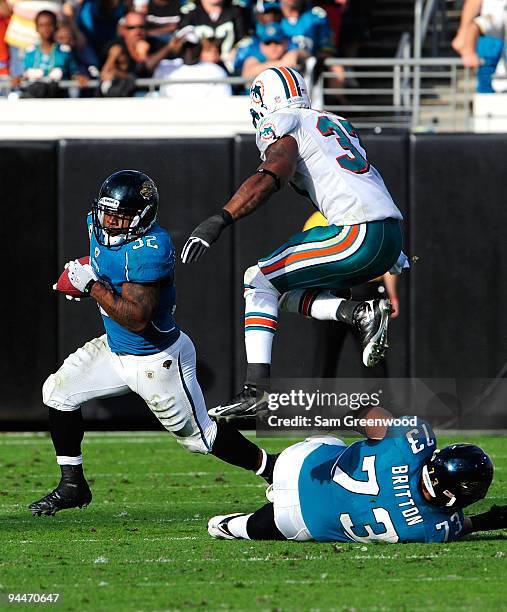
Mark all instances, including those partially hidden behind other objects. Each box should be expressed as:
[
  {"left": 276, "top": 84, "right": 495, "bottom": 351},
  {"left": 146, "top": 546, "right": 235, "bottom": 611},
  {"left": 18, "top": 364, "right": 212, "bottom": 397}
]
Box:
[
  {"left": 470, "top": 505, "right": 507, "bottom": 532},
  {"left": 181, "top": 209, "right": 233, "bottom": 264}
]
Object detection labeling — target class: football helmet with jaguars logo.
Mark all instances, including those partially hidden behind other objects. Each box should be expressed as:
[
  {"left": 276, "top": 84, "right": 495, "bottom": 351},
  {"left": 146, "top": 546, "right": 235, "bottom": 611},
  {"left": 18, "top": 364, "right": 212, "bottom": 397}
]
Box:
[
  {"left": 421, "top": 443, "right": 493, "bottom": 508},
  {"left": 92, "top": 169, "right": 159, "bottom": 247},
  {"left": 249, "top": 66, "right": 311, "bottom": 128}
]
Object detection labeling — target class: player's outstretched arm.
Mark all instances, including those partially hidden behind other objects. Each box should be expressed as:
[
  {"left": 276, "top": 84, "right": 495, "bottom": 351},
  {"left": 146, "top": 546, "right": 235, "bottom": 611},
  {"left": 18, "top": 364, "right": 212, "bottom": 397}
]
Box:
[
  {"left": 89, "top": 281, "right": 160, "bottom": 334},
  {"left": 181, "top": 136, "right": 298, "bottom": 264},
  {"left": 460, "top": 505, "right": 507, "bottom": 537}
]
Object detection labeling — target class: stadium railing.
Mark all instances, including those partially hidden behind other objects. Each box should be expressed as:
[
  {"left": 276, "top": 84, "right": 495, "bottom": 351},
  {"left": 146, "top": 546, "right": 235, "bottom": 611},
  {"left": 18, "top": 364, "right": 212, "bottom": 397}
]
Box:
[
  {"left": 313, "top": 57, "right": 473, "bottom": 131},
  {"left": 0, "top": 57, "right": 474, "bottom": 133}
]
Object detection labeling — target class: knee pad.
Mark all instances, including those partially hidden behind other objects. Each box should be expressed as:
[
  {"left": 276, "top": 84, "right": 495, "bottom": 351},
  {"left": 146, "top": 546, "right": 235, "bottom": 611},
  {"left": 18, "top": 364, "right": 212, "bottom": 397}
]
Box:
[
  {"left": 42, "top": 374, "right": 57, "bottom": 407},
  {"left": 42, "top": 372, "right": 79, "bottom": 411},
  {"left": 176, "top": 433, "right": 212, "bottom": 455},
  {"left": 175, "top": 419, "right": 217, "bottom": 455},
  {"left": 244, "top": 265, "right": 279, "bottom": 296}
]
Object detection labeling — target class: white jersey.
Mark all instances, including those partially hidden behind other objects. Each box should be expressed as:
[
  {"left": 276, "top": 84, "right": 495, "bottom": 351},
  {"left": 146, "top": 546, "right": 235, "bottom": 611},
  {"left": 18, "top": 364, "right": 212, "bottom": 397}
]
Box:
[
  {"left": 475, "top": 0, "right": 507, "bottom": 41},
  {"left": 256, "top": 107, "right": 403, "bottom": 226}
]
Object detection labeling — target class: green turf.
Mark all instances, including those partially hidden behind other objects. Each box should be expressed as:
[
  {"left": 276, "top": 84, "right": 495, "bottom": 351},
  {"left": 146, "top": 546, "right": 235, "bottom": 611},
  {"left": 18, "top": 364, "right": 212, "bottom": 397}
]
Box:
[{"left": 0, "top": 432, "right": 506, "bottom": 611}]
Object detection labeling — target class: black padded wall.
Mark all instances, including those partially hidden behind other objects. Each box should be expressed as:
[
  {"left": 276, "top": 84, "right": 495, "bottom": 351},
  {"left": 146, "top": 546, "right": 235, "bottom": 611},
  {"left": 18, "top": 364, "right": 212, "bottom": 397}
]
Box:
[
  {"left": 56, "top": 139, "right": 234, "bottom": 423},
  {"left": 2, "top": 133, "right": 506, "bottom": 429},
  {"left": 409, "top": 134, "right": 507, "bottom": 377},
  {"left": 0, "top": 142, "right": 58, "bottom": 422}
]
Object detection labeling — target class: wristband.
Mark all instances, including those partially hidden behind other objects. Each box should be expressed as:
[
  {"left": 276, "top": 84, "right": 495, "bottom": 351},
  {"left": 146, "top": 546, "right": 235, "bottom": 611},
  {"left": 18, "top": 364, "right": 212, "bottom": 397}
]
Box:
[
  {"left": 84, "top": 279, "right": 97, "bottom": 295},
  {"left": 219, "top": 208, "right": 234, "bottom": 226},
  {"left": 257, "top": 168, "right": 281, "bottom": 191}
]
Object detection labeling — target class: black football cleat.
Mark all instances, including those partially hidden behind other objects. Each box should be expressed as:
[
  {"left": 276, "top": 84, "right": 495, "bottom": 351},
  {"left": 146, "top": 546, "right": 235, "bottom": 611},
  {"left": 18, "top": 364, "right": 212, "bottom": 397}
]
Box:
[
  {"left": 353, "top": 298, "right": 392, "bottom": 367},
  {"left": 208, "top": 384, "right": 269, "bottom": 420},
  {"left": 29, "top": 474, "right": 92, "bottom": 516}
]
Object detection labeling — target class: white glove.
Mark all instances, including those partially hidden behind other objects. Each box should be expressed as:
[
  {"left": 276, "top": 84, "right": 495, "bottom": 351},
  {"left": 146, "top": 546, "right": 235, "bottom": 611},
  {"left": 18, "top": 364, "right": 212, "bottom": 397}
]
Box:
[
  {"left": 67, "top": 259, "right": 99, "bottom": 295},
  {"left": 52, "top": 282, "right": 83, "bottom": 301}
]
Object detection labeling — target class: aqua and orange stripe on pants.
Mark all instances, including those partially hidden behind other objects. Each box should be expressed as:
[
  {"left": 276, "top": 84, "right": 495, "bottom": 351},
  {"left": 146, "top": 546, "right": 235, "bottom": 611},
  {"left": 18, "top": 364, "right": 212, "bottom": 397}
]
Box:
[{"left": 245, "top": 311, "right": 278, "bottom": 334}]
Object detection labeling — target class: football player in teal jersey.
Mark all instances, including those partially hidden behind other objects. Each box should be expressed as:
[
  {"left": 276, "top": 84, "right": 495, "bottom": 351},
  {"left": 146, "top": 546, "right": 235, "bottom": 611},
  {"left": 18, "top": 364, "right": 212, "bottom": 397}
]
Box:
[
  {"left": 29, "top": 170, "right": 277, "bottom": 516},
  {"left": 208, "top": 410, "right": 506, "bottom": 543}
]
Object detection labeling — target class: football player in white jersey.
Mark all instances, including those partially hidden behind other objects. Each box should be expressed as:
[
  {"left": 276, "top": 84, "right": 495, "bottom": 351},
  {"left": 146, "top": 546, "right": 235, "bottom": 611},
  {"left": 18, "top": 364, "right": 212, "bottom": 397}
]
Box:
[{"left": 181, "top": 67, "right": 409, "bottom": 419}]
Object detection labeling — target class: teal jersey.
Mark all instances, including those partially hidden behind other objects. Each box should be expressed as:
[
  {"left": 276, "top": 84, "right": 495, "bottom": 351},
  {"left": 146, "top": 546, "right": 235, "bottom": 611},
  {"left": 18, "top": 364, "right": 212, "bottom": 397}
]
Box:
[
  {"left": 88, "top": 214, "right": 180, "bottom": 354},
  {"left": 24, "top": 43, "right": 78, "bottom": 79},
  {"left": 298, "top": 419, "right": 465, "bottom": 543}
]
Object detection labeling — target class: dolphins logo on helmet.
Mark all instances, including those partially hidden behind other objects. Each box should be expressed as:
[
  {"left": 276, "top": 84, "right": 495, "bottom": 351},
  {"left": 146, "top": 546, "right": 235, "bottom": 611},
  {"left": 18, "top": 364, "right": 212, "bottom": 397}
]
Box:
[{"left": 249, "top": 66, "right": 311, "bottom": 128}]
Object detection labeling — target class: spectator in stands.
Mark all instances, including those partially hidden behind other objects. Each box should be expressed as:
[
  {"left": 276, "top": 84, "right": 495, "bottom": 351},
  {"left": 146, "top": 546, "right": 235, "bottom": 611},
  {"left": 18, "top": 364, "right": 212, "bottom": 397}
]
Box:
[
  {"left": 254, "top": 0, "right": 282, "bottom": 37},
  {"left": 100, "top": 11, "right": 157, "bottom": 95},
  {"left": 144, "top": 0, "right": 181, "bottom": 43},
  {"left": 200, "top": 35, "right": 228, "bottom": 71},
  {"left": 0, "top": 0, "right": 10, "bottom": 75},
  {"left": 154, "top": 25, "right": 231, "bottom": 97},
  {"left": 179, "top": 0, "right": 250, "bottom": 70},
  {"left": 459, "top": 0, "right": 506, "bottom": 93},
  {"left": 280, "top": 0, "right": 334, "bottom": 56},
  {"left": 72, "top": 0, "right": 126, "bottom": 61},
  {"left": 235, "top": 20, "right": 307, "bottom": 78},
  {"left": 11, "top": 10, "right": 86, "bottom": 96},
  {"left": 452, "top": 0, "right": 482, "bottom": 54},
  {"left": 4, "top": 0, "right": 62, "bottom": 76},
  {"left": 55, "top": 22, "right": 99, "bottom": 76},
  {"left": 279, "top": 0, "right": 345, "bottom": 91}
]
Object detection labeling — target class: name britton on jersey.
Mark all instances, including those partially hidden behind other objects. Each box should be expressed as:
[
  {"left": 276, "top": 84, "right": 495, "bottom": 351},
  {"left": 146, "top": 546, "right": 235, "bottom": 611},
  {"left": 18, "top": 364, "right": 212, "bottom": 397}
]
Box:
[{"left": 391, "top": 465, "right": 423, "bottom": 526}]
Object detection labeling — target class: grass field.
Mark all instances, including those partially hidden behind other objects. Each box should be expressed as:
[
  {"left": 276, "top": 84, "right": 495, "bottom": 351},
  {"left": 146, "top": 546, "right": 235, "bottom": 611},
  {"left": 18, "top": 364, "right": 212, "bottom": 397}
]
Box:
[{"left": 1, "top": 431, "right": 506, "bottom": 611}]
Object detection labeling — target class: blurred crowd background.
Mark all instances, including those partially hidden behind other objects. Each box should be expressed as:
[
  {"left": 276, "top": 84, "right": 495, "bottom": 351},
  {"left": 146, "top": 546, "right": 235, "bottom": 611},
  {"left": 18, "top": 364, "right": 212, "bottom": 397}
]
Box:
[{"left": 0, "top": 0, "right": 504, "bottom": 98}]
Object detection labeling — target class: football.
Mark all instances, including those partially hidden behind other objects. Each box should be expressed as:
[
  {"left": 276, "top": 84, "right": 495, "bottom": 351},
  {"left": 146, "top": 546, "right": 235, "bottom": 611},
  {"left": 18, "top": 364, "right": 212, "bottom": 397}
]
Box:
[{"left": 54, "top": 256, "right": 90, "bottom": 297}]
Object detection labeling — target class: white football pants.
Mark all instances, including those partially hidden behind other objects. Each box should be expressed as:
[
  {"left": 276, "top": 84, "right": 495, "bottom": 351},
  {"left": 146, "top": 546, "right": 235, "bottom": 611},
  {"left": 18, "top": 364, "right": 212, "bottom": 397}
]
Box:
[
  {"left": 273, "top": 437, "right": 346, "bottom": 540},
  {"left": 42, "top": 332, "right": 217, "bottom": 454}
]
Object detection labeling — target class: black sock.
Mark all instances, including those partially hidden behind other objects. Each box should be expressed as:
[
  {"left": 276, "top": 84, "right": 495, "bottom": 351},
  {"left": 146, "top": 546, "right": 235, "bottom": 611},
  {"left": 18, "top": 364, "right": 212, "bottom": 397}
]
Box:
[
  {"left": 211, "top": 421, "right": 262, "bottom": 471},
  {"left": 336, "top": 300, "right": 361, "bottom": 325},
  {"left": 258, "top": 453, "right": 279, "bottom": 485},
  {"left": 247, "top": 503, "right": 286, "bottom": 540},
  {"left": 49, "top": 407, "right": 84, "bottom": 457},
  {"left": 246, "top": 363, "right": 271, "bottom": 387},
  {"left": 60, "top": 464, "right": 86, "bottom": 483}
]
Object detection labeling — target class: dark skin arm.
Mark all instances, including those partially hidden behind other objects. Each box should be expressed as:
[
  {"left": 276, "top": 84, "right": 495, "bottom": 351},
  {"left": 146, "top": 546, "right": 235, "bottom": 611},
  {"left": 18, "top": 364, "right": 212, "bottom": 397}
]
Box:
[
  {"left": 223, "top": 135, "right": 299, "bottom": 220},
  {"left": 89, "top": 281, "right": 160, "bottom": 334}
]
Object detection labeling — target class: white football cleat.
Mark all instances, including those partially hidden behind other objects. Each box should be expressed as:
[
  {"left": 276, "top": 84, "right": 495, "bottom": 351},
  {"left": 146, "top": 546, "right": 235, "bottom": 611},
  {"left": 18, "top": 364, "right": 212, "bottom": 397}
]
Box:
[{"left": 208, "top": 513, "right": 246, "bottom": 539}]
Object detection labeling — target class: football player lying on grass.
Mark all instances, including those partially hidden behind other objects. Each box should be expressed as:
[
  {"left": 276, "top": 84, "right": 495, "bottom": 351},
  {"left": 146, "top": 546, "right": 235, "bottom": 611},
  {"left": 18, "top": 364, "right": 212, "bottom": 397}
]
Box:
[{"left": 208, "top": 408, "right": 506, "bottom": 543}]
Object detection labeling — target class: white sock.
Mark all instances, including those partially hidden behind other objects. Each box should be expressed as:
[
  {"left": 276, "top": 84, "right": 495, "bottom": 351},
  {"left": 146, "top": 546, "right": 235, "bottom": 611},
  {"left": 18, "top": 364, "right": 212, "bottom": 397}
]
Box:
[
  {"left": 56, "top": 455, "right": 83, "bottom": 466},
  {"left": 228, "top": 514, "right": 252, "bottom": 539},
  {"left": 255, "top": 449, "right": 268, "bottom": 476},
  {"left": 279, "top": 289, "right": 345, "bottom": 321},
  {"left": 244, "top": 288, "right": 279, "bottom": 364}
]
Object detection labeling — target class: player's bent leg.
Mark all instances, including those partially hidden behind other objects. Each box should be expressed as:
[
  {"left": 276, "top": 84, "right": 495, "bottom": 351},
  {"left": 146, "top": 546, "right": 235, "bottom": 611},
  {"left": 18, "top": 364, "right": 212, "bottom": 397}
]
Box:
[
  {"left": 209, "top": 265, "right": 279, "bottom": 420},
  {"left": 31, "top": 336, "right": 129, "bottom": 516},
  {"left": 267, "top": 220, "right": 405, "bottom": 367},
  {"left": 208, "top": 504, "right": 286, "bottom": 541},
  {"left": 136, "top": 332, "right": 273, "bottom": 476},
  {"left": 131, "top": 332, "right": 216, "bottom": 453},
  {"left": 271, "top": 438, "right": 345, "bottom": 541}
]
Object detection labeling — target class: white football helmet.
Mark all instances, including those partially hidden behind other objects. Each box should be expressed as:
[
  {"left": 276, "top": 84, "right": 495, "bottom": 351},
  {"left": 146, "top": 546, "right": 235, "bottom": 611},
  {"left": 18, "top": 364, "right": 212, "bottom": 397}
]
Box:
[{"left": 249, "top": 66, "right": 311, "bottom": 127}]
